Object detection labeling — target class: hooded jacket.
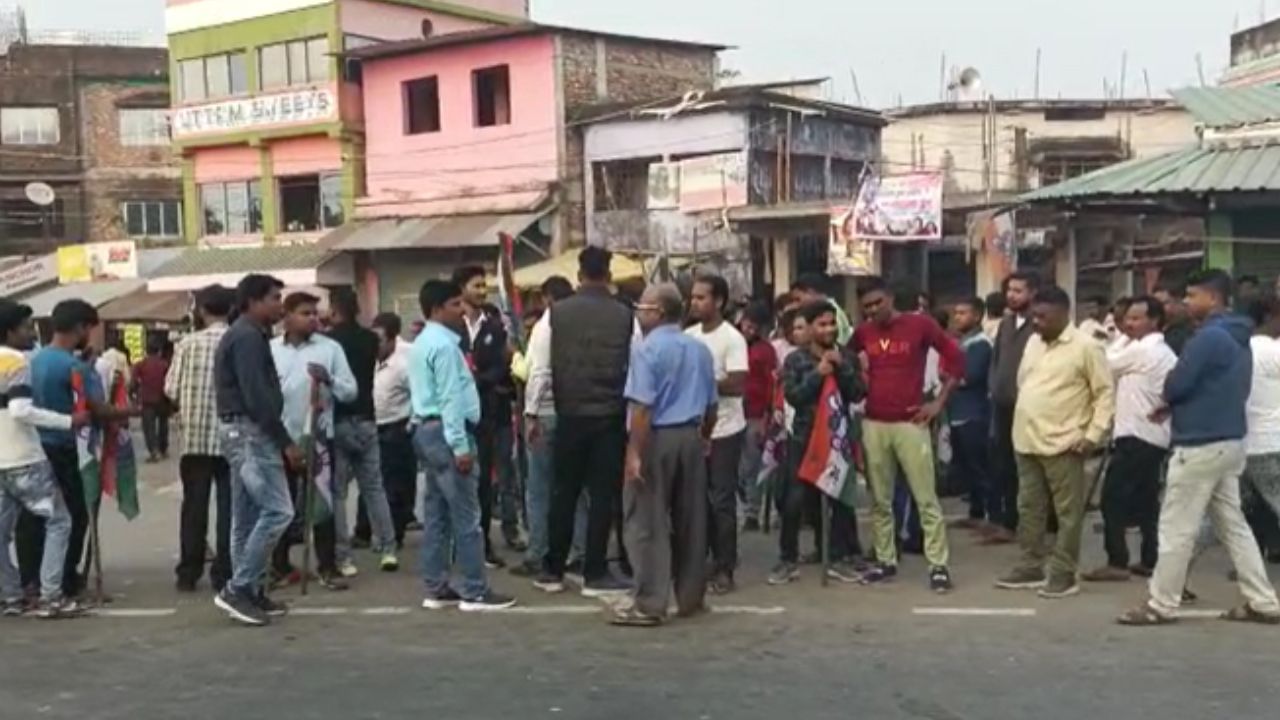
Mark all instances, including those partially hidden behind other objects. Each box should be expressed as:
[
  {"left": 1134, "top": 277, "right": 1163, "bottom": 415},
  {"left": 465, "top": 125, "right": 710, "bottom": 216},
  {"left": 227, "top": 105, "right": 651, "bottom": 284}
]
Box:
[{"left": 1165, "top": 312, "right": 1253, "bottom": 447}]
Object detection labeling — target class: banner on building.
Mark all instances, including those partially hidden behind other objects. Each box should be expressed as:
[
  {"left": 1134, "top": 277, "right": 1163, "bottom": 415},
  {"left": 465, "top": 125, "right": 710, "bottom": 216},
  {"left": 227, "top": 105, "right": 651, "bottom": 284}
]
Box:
[
  {"left": 56, "top": 241, "right": 139, "bottom": 284},
  {"left": 851, "top": 172, "right": 943, "bottom": 242},
  {"left": 828, "top": 208, "right": 876, "bottom": 276},
  {"left": 679, "top": 151, "right": 749, "bottom": 213},
  {"left": 171, "top": 88, "right": 337, "bottom": 140},
  {"left": 0, "top": 254, "right": 56, "bottom": 297},
  {"left": 967, "top": 210, "right": 1017, "bottom": 280},
  {"left": 122, "top": 324, "right": 145, "bottom": 366}
]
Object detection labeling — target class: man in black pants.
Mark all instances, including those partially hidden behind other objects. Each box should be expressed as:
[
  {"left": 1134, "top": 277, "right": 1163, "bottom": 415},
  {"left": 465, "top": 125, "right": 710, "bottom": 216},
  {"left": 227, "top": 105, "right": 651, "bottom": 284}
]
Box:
[
  {"left": 534, "top": 247, "right": 633, "bottom": 597},
  {"left": 166, "top": 285, "right": 235, "bottom": 592},
  {"left": 986, "top": 271, "right": 1039, "bottom": 545},
  {"left": 369, "top": 312, "right": 416, "bottom": 546}
]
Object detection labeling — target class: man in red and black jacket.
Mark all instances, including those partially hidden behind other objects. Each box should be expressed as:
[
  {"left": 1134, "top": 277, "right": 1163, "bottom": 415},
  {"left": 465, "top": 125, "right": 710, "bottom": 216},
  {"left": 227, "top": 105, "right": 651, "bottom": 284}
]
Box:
[{"left": 453, "top": 266, "right": 522, "bottom": 567}]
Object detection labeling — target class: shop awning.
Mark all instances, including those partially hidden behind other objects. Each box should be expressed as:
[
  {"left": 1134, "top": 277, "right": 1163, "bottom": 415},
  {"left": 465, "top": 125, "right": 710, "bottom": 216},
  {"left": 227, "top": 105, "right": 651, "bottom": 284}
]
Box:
[
  {"left": 98, "top": 289, "right": 192, "bottom": 324},
  {"left": 513, "top": 248, "right": 647, "bottom": 289},
  {"left": 334, "top": 212, "right": 546, "bottom": 251},
  {"left": 21, "top": 279, "right": 147, "bottom": 318},
  {"left": 147, "top": 245, "right": 353, "bottom": 293}
]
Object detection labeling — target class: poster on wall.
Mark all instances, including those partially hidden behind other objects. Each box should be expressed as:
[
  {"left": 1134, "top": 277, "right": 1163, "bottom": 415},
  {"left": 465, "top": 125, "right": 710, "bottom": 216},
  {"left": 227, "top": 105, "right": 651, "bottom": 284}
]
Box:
[
  {"left": 679, "top": 152, "right": 749, "bottom": 213},
  {"left": 828, "top": 208, "right": 877, "bottom": 276},
  {"left": 122, "top": 324, "right": 145, "bottom": 366},
  {"left": 851, "top": 172, "right": 943, "bottom": 242},
  {"left": 56, "top": 241, "right": 139, "bottom": 284}
]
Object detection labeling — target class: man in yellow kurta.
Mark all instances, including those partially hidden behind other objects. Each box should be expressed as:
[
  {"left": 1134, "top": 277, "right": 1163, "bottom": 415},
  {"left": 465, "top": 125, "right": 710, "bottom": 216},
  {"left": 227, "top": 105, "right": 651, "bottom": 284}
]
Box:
[{"left": 996, "top": 286, "right": 1114, "bottom": 600}]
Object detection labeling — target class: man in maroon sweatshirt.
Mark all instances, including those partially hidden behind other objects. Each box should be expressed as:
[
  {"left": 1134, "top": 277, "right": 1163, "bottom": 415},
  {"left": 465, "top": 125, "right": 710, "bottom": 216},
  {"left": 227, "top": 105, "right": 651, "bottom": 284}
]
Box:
[{"left": 852, "top": 277, "right": 965, "bottom": 593}]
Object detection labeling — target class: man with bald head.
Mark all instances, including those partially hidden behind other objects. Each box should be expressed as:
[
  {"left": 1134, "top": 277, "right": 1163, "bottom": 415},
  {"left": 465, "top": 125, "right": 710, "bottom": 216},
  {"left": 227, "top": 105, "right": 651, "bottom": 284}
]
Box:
[{"left": 612, "top": 284, "right": 718, "bottom": 627}]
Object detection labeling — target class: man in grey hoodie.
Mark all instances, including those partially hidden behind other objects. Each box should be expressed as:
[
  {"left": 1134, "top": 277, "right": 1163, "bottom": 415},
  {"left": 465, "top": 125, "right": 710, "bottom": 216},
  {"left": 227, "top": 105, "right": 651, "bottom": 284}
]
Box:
[{"left": 1119, "top": 269, "right": 1280, "bottom": 626}]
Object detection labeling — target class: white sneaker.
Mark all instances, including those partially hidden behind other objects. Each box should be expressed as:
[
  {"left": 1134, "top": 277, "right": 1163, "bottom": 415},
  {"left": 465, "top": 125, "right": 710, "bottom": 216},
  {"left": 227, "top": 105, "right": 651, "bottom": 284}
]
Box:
[{"left": 338, "top": 559, "right": 359, "bottom": 578}]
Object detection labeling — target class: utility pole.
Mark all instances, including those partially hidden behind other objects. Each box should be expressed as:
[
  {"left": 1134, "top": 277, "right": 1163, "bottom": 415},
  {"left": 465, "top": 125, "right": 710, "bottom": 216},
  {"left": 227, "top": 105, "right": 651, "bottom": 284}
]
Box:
[
  {"left": 1034, "top": 48, "right": 1042, "bottom": 99},
  {"left": 1119, "top": 51, "right": 1128, "bottom": 102},
  {"left": 1196, "top": 53, "right": 1207, "bottom": 87}
]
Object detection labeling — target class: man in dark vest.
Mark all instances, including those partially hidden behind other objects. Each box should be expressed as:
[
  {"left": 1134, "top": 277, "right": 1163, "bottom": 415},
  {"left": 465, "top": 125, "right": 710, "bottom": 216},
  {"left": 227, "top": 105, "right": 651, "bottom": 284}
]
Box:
[
  {"left": 533, "top": 246, "right": 634, "bottom": 597},
  {"left": 987, "top": 271, "right": 1040, "bottom": 544}
]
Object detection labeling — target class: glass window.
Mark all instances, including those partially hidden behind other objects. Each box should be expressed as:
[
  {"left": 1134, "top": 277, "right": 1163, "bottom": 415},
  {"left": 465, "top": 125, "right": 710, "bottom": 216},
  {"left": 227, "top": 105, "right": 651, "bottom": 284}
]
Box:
[
  {"left": 229, "top": 52, "right": 248, "bottom": 95},
  {"left": 0, "top": 108, "right": 60, "bottom": 145},
  {"left": 124, "top": 203, "right": 145, "bottom": 236},
  {"left": 119, "top": 109, "right": 170, "bottom": 146},
  {"left": 199, "top": 182, "right": 261, "bottom": 237},
  {"left": 201, "top": 185, "right": 227, "bottom": 236},
  {"left": 260, "top": 44, "right": 288, "bottom": 90},
  {"left": 121, "top": 201, "right": 182, "bottom": 238},
  {"left": 306, "top": 38, "right": 330, "bottom": 83},
  {"left": 179, "top": 59, "right": 205, "bottom": 102},
  {"left": 162, "top": 201, "right": 180, "bottom": 236},
  {"left": 287, "top": 41, "right": 308, "bottom": 86},
  {"left": 225, "top": 182, "right": 249, "bottom": 235},
  {"left": 321, "top": 174, "right": 344, "bottom": 228},
  {"left": 248, "top": 180, "right": 263, "bottom": 233},
  {"left": 205, "top": 53, "right": 231, "bottom": 99}
]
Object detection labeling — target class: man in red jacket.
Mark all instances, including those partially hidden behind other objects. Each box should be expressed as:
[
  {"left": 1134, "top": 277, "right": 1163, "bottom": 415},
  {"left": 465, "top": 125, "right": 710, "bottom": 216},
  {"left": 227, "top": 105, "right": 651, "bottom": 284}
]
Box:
[{"left": 852, "top": 277, "right": 964, "bottom": 593}]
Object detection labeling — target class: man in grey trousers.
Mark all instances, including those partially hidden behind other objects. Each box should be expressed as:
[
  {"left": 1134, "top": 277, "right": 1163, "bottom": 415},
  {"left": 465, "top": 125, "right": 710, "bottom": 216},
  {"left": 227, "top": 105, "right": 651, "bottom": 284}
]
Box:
[{"left": 612, "top": 284, "right": 718, "bottom": 627}]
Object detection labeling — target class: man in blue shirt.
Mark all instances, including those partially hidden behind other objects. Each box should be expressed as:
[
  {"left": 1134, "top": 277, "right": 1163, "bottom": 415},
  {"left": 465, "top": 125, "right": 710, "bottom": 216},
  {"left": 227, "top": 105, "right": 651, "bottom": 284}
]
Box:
[
  {"left": 945, "top": 297, "right": 997, "bottom": 532},
  {"left": 409, "top": 280, "right": 514, "bottom": 611},
  {"left": 269, "top": 292, "right": 358, "bottom": 591},
  {"left": 612, "top": 284, "right": 717, "bottom": 627}
]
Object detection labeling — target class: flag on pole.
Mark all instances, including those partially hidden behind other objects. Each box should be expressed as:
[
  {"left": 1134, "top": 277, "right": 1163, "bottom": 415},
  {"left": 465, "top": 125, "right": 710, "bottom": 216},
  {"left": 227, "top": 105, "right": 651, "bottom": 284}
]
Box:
[
  {"left": 495, "top": 231, "right": 524, "bottom": 351},
  {"left": 796, "top": 376, "right": 858, "bottom": 508},
  {"left": 301, "top": 378, "right": 333, "bottom": 522},
  {"left": 73, "top": 369, "right": 139, "bottom": 520}
]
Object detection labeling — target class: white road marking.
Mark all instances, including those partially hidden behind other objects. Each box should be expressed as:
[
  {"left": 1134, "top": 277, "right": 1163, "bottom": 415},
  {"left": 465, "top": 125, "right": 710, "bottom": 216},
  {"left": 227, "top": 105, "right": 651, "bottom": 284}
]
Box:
[
  {"left": 1176, "top": 609, "right": 1228, "bottom": 619},
  {"left": 93, "top": 608, "right": 178, "bottom": 618},
  {"left": 493, "top": 605, "right": 601, "bottom": 615},
  {"left": 359, "top": 607, "right": 413, "bottom": 616},
  {"left": 711, "top": 605, "right": 786, "bottom": 615},
  {"left": 912, "top": 607, "right": 1037, "bottom": 617},
  {"left": 289, "top": 607, "right": 351, "bottom": 616}
]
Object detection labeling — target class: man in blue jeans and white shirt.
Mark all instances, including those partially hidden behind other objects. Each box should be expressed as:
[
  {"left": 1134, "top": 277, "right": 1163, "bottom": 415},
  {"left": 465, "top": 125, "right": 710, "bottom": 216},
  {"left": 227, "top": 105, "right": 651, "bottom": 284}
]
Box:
[
  {"left": 214, "top": 274, "right": 299, "bottom": 626},
  {"left": 409, "top": 279, "right": 514, "bottom": 611}
]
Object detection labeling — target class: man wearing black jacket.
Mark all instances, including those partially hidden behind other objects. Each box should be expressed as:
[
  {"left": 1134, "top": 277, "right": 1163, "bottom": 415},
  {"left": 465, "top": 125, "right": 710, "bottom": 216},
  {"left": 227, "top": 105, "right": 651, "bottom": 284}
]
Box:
[
  {"left": 454, "top": 266, "right": 522, "bottom": 567},
  {"left": 987, "top": 271, "right": 1039, "bottom": 543}
]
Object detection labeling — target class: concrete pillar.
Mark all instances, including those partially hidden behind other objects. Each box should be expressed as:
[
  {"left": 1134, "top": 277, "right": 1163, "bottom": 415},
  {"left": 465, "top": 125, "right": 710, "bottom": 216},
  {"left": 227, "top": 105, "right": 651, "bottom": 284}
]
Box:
[
  {"left": 771, "top": 237, "right": 792, "bottom": 293},
  {"left": 1055, "top": 227, "right": 1078, "bottom": 307},
  {"left": 1206, "top": 212, "right": 1234, "bottom": 272}
]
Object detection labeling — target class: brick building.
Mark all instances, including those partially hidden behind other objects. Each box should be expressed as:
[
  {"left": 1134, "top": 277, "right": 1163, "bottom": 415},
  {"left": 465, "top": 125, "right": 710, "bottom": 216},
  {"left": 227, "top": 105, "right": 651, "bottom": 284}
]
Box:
[{"left": 0, "top": 42, "right": 179, "bottom": 256}]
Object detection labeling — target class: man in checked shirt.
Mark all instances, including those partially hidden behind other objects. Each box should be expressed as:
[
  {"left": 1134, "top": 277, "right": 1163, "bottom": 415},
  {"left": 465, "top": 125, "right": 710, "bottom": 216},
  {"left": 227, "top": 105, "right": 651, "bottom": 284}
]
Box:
[{"left": 167, "top": 285, "right": 235, "bottom": 593}]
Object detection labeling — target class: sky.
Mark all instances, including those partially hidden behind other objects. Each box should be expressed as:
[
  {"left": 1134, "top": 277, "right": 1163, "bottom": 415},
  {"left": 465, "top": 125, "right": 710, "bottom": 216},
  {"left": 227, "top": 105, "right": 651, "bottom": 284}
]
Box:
[{"left": 19, "top": 0, "right": 1275, "bottom": 108}]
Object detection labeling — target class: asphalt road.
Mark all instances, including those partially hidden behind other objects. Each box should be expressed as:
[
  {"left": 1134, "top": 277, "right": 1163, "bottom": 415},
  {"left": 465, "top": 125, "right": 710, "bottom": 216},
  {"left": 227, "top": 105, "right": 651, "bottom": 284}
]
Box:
[{"left": 3, "top": 448, "right": 1279, "bottom": 720}]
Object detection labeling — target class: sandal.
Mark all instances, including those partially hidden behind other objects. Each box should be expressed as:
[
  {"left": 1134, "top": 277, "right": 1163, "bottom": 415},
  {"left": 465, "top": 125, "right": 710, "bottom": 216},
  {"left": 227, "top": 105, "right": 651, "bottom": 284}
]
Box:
[
  {"left": 1221, "top": 604, "right": 1280, "bottom": 625},
  {"left": 1116, "top": 604, "right": 1176, "bottom": 626}
]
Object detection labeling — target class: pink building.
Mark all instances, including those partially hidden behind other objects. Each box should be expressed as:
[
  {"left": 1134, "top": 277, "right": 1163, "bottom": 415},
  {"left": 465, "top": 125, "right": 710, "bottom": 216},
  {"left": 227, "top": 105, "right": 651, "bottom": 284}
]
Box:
[{"left": 340, "top": 23, "right": 723, "bottom": 315}]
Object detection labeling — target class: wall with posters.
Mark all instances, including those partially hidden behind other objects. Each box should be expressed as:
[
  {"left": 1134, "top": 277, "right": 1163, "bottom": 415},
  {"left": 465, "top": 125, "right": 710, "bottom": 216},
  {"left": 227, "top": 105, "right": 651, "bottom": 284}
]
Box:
[{"left": 56, "top": 241, "right": 139, "bottom": 283}]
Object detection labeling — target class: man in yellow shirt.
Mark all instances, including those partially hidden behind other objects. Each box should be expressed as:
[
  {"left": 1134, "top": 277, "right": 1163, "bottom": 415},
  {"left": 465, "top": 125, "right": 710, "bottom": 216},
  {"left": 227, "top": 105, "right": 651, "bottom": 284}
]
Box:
[{"left": 996, "top": 286, "right": 1114, "bottom": 599}]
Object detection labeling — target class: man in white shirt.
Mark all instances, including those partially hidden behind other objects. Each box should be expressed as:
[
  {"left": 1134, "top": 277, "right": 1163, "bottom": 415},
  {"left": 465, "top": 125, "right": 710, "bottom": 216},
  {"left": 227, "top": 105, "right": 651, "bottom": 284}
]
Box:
[
  {"left": 1242, "top": 297, "right": 1280, "bottom": 559},
  {"left": 686, "top": 275, "right": 749, "bottom": 595},
  {"left": 371, "top": 313, "right": 415, "bottom": 549},
  {"left": 1084, "top": 296, "right": 1176, "bottom": 582},
  {"left": 0, "top": 301, "right": 90, "bottom": 618}
]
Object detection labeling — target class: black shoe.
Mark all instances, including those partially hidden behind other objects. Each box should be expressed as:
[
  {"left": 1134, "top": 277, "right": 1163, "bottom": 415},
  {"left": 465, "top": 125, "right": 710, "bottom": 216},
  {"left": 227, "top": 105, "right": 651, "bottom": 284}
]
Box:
[
  {"left": 929, "top": 566, "right": 954, "bottom": 594},
  {"left": 214, "top": 588, "right": 268, "bottom": 626},
  {"left": 254, "top": 592, "right": 289, "bottom": 617},
  {"left": 1, "top": 599, "right": 24, "bottom": 617},
  {"left": 826, "top": 562, "right": 862, "bottom": 584},
  {"left": 175, "top": 577, "right": 198, "bottom": 593},
  {"left": 859, "top": 563, "right": 898, "bottom": 585},
  {"left": 509, "top": 561, "right": 540, "bottom": 578},
  {"left": 742, "top": 517, "right": 761, "bottom": 533},
  {"left": 565, "top": 558, "right": 585, "bottom": 576},
  {"left": 709, "top": 572, "right": 736, "bottom": 595},
  {"left": 460, "top": 591, "right": 517, "bottom": 612},
  {"left": 317, "top": 573, "right": 350, "bottom": 592},
  {"left": 533, "top": 571, "right": 566, "bottom": 594},
  {"left": 421, "top": 587, "right": 463, "bottom": 610},
  {"left": 582, "top": 574, "right": 632, "bottom": 598}
]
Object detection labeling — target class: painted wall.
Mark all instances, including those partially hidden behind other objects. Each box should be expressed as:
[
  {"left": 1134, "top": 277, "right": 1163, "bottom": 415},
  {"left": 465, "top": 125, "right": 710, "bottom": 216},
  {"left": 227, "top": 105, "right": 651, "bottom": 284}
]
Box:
[
  {"left": 584, "top": 113, "right": 748, "bottom": 162},
  {"left": 193, "top": 145, "right": 261, "bottom": 182},
  {"left": 359, "top": 33, "right": 559, "bottom": 217},
  {"left": 271, "top": 135, "right": 343, "bottom": 176},
  {"left": 168, "top": 0, "right": 523, "bottom": 35},
  {"left": 340, "top": 0, "right": 492, "bottom": 40}
]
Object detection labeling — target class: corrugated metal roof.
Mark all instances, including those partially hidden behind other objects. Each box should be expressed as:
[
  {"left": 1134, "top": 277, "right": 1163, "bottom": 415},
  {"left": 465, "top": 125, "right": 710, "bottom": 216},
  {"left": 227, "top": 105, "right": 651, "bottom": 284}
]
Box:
[
  {"left": 150, "top": 246, "right": 336, "bottom": 279},
  {"left": 334, "top": 213, "right": 544, "bottom": 251},
  {"left": 21, "top": 280, "right": 147, "bottom": 318},
  {"left": 98, "top": 289, "right": 191, "bottom": 323},
  {"left": 1021, "top": 141, "right": 1280, "bottom": 202},
  {"left": 1172, "top": 86, "right": 1280, "bottom": 128}
]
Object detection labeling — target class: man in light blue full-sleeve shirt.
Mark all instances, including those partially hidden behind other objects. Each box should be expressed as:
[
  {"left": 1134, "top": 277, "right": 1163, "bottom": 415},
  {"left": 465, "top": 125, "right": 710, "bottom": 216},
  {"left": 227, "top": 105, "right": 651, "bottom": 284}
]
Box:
[
  {"left": 408, "top": 279, "right": 513, "bottom": 611},
  {"left": 269, "top": 292, "right": 357, "bottom": 590}
]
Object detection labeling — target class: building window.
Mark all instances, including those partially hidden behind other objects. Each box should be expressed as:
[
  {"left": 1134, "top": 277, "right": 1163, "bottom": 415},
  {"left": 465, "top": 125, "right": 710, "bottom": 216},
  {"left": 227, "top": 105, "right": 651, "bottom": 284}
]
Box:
[
  {"left": 122, "top": 201, "right": 182, "bottom": 239},
  {"left": 200, "top": 180, "right": 262, "bottom": 236},
  {"left": 259, "top": 37, "right": 330, "bottom": 91},
  {"left": 1038, "top": 156, "right": 1117, "bottom": 187},
  {"left": 403, "top": 76, "right": 441, "bottom": 134},
  {"left": 1, "top": 107, "right": 60, "bottom": 145},
  {"left": 0, "top": 198, "right": 64, "bottom": 239},
  {"left": 473, "top": 65, "right": 511, "bottom": 127},
  {"left": 178, "top": 52, "right": 248, "bottom": 102},
  {"left": 119, "top": 109, "right": 170, "bottom": 146},
  {"left": 278, "top": 173, "right": 343, "bottom": 233}
]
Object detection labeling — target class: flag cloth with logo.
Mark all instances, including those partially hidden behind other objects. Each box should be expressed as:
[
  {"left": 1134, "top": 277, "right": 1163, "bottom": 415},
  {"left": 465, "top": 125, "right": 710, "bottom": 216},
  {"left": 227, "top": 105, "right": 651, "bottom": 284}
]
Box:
[
  {"left": 73, "top": 369, "right": 139, "bottom": 520},
  {"left": 796, "top": 375, "right": 858, "bottom": 508},
  {"left": 301, "top": 378, "right": 334, "bottom": 522}
]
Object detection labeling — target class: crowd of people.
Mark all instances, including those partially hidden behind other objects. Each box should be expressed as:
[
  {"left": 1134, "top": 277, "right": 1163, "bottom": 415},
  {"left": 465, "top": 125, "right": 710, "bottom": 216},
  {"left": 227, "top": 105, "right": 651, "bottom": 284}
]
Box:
[{"left": 4, "top": 245, "right": 1280, "bottom": 629}]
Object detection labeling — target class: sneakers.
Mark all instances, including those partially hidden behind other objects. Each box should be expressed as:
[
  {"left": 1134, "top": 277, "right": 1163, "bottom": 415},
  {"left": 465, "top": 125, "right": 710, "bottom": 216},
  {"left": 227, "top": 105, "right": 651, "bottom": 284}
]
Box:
[
  {"left": 337, "top": 559, "right": 360, "bottom": 578},
  {"left": 708, "top": 572, "right": 736, "bottom": 595},
  {"left": 2, "top": 599, "right": 25, "bottom": 617},
  {"left": 421, "top": 587, "right": 463, "bottom": 610},
  {"left": 767, "top": 562, "right": 800, "bottom": 586},
  {"left": 460, "top": 591, "right": 517, "bottom": 612},
  {"left": 995, "top": 567, "right": 1047, "bottom": 590},
  {"left": 254, "top": 593, "right": 289, "bottom": 617},
  {"left": 533, "top": 571, "right": 566, "bottom": 594},
  {"left": 858, "top": 563, "right": 898, "bottom": 585},
  {"left": 929, "top": 566, "right": 954, "bottom": 594},
  {"left": 582, "top": 574, "right": 632, "bottom": 598},
  {"left": 35, "top": 597, "right": 87, "bottom": 620},
  {"left": 826, "top": 562, "right": 863, "bottom": 584},
  {"left": 1037, "top": 573, "right": 1081, "bottom": 600},
  {"left": 215, "top": 588, "right": 268, "bottom": 627},
  {"left": 379, "top": 553, "right": 400, "bottom": 573},
  {"left": 1082, "top": 566, "right": 1131, "bottom": 583},
  {"left": 509, "top": 560, "right": 541, "bottom": 578},
  {"left": 317, "top": 573, "right": 351, "bottom": 592}
]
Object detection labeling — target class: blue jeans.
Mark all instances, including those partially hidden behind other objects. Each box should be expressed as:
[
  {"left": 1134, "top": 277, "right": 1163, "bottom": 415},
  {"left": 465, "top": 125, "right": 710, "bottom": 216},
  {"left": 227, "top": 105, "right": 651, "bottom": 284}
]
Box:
[
  {"left": 222, "top": 421, "right": 295, "bottom": 596},
  {"left": 738, "top": 420, "right": 767, "bottom": 518},
  {"left": 333, "top": 417, "right": 396, "bottom": 559},
  {"left": 524, "top": 416, "right": 556, "bottom": 567},
  {"left": 414, "top": 421, "right": 487, "bottom": 600},
  {"left": 0, "top": 461, "right": 70, "bottom": 602}
]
